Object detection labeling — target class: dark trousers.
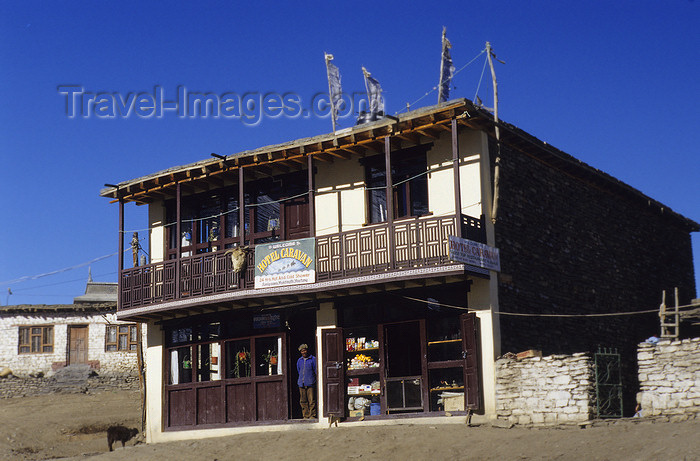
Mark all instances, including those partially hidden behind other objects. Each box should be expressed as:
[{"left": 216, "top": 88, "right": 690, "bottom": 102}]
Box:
[{"left": 299, "top": 386, "right": 316, "bottom": 419}]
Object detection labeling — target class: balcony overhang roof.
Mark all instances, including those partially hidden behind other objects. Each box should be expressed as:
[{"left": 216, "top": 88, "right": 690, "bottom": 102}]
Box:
[
  {"left": 100, "top": 98, "right": 698, "bottom": 232},
  {"left": 116, "top": 263, "right": 480, "bottom": 323}
]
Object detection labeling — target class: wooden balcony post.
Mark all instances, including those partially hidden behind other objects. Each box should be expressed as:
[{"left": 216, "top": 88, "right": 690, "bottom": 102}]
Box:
[
  {"left": 385, "top": 136, "right": 395, "bottom": 268},
  {"left": 118, "top": 197, "right": 124, "bottom": 310},
  {"left": 452, "top": 118, "right": 462, "bottom": 238},
  {"left": 239, "top": 167, "right": 245, "bottom": 246},
  {"left": 308, "top": 154, "right": 315, "bottom": 237},
  {"left": 175, "top": 182, "right": 181, "bottom": 298}
]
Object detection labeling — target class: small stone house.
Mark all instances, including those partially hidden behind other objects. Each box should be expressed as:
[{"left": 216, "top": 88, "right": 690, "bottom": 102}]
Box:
[{"left": 0, "top": 277, "right": 143, "bottom": 378}]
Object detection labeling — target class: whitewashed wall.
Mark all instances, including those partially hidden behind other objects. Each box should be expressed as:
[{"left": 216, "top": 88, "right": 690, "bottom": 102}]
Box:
[{"left": 0, "top": 311, "right": 145, "bottom": 377}]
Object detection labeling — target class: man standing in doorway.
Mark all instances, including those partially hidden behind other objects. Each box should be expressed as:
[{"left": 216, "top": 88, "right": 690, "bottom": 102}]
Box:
[{"left": 296, "top": 343, "right": 317, "bottom": 419}]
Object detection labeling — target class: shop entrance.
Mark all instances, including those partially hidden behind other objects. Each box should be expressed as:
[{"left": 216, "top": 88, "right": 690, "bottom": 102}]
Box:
[
  {"left": 325, "top": 305, "right": 481, "bottom": 419},
  {"left": 384, "top": 320, "right": 425, "bottom": 413}
]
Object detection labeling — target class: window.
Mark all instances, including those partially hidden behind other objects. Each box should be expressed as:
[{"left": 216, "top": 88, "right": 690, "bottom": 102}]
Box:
[
  {"left": 18, "top": 326, "right": 53, "bottom": 354},
  {"left": 364, "top": 145, "right": 430, "bottom": 223},
  {"left": 105, "top": 325, "right": 138, "bottom": 352}
]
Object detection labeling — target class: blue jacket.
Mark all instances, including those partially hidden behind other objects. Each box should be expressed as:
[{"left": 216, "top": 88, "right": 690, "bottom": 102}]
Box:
[{"left": 297, "top": 355, "right": 317, "bottom": 387}]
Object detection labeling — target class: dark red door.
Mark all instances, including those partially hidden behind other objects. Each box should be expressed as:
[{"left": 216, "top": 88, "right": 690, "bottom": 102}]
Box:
[
  {"left": 461, "top": 313, "right": 480, "bottom": 410},
  {"left": 283, "top": 197, "right": 310, "bottom": 240},
  {"left": 322, "top": 328, "right": 345, "bottom": 417}
]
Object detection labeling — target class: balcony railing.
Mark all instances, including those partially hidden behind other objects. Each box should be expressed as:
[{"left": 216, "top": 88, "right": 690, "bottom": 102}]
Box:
[{"left": 119, "top": 214, "right": 485, "bottom": 311}]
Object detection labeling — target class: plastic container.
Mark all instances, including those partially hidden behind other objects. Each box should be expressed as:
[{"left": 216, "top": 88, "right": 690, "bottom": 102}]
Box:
[{"left": 370, "top": 403, "right": 381, "bottom": 415}]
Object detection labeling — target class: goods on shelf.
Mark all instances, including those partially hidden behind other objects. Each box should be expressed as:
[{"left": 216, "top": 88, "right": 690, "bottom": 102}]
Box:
[
  {"left": 347, "top": 353, "right": 379, "bottom": 370},
  {"left": 346, "top": 337, "right": 379, "bottom": 351}
]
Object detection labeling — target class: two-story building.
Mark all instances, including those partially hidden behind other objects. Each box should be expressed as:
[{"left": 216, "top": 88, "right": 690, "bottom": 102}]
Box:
[{"left": 100, "top": 99, "right": 697, "bottom": 442}]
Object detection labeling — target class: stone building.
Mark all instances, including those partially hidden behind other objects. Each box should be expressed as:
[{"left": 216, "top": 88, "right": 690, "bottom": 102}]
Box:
[
  {"left": 99, "top": 98, "right": 697, "bottom": 442},
  {"left": 0, "top": 276, "right": 142, "bottom": 378}
]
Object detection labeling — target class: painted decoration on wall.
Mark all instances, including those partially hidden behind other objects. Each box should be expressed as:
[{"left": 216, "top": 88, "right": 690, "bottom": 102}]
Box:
[{"left": 254, "top": 237, "right": 316, "bottom": 289}]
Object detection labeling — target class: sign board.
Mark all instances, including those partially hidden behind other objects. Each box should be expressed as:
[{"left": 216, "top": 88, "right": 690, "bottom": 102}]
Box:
[
  {"left": 253, "top": 313, "right": 281, "bottom": 329},
  {"left": 448, "top": 235, "right": 501, "bottom": 272},
  {"left": 254, "top": 237, "right": 316, "bottom": 289}
]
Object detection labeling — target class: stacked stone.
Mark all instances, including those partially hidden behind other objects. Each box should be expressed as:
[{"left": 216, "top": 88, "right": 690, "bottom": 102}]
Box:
[
  {"left": 638, "top": 337, "right": 700, "bottom": 421},
  {"left": 495, "top": 352, "right": 594, "bottom": 426},
  {"left": 0, "top": 372, "right": 139, "bottom": 398}
]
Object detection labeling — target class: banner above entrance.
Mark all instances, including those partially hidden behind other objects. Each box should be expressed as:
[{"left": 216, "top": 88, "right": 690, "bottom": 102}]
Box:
[
  {"left": 254, "top": 238, "right": 316, "bottom": 289},
  {"left": 449, "top": 235, "right": 501, "bottom": 272}
]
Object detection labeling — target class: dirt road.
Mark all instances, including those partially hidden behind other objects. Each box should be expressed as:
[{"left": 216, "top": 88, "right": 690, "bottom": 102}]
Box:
[{"left": 1, "top": 390, "right": 698, "bottom": 460}]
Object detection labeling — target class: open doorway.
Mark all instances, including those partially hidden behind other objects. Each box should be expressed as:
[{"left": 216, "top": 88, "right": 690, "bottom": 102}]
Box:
[
  {"left": 287, "top": 307, "right": 317, "bottom": 420},
  {"left": 384, "top": 320, "right": 424, "bottom": 413}
]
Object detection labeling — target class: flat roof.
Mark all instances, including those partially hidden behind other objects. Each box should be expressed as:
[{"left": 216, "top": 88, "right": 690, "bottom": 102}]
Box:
[{"left": 100, "top": 98, "right": 698, "bottom": 232}]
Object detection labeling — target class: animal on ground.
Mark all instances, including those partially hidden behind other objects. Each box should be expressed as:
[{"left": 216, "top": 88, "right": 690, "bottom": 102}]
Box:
[
  {"left": 328, "top": 414, "right": 340, "bottom": 427},
  {"left": 107, "top": 425, "right": 139, "bottom": 451}
]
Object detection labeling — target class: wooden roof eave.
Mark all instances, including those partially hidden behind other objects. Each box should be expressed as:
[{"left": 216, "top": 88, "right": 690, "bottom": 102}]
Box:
[{"left": 101, "top": 99, "right": 473, "bottom": 204}]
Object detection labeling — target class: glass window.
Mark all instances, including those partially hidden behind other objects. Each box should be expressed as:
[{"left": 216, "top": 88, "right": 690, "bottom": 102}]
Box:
[
  {"left": 18, "top": 326, "right": 53, "bottom": 354},
  {"left": 196, "top": 342, "right": 221, "bottom": 382},
  {"left": 255, "top": 336, "right": 281, "bottom": 376},
  {"left": 170, "top": 346, "right": 193, "bottom": 385},
  {"left": 225, "top": 339, "right": 251, "bottom": 379},
  {"left": 105, "top": 324, "right": 138, "bottom": 352}
]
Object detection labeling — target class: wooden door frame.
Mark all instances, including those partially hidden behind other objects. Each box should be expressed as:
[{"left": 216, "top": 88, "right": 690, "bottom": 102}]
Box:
[{"left": 67, "top": 324, "right": 89, "bottom": 366}]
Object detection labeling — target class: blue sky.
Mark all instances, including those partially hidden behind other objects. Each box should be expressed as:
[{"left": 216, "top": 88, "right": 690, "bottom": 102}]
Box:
[{"left": 1, "top": 1, "right": 698, "bottom": 306}]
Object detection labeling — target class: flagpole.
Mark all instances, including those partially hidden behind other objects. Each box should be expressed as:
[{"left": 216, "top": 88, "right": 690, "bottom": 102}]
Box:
[
  {"left": 438, "top": 27, "right": 446, "bottom": 103},
  {"left": 325, "top": 53, "right": 337, "bottom": 132},
  {"left": 487, "top": 41, "right": 502, "bottom": 225},
  {"left": 362, "top": 66, "right": 370, "bottom": 113}
]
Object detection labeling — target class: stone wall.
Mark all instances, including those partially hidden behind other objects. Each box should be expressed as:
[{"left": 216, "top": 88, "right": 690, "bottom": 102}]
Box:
[
  {"left": 491, "top": 141, "right": 697, "bottom": 414},
  {"left": 638, "top": 337, "right": 700, "bottom": 421},
  {"left": 495, "top": 353, "right": 594, "bottom": 425},
  {"left": 493, "top": 142, "right": 696, "bottom": 356},
  {"left": 0, "top": 372, "right": 140, "bottom": 398}
]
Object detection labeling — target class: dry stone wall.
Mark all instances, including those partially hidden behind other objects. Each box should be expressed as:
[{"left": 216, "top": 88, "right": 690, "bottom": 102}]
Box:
[
  {"left": 638, "top": 337, "right": 700, "bottom": 421},
  {"left": 495, "top": 353, "right": 594, "bottom": 425}
]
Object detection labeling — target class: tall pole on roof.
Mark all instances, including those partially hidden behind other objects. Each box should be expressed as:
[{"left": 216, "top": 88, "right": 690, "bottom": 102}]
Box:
[
  {"left": 325, "top": 53, "right": 341, "bottom": 132},
  {"left": 487, "top": 41, "right": 502, "bottom": 224}
]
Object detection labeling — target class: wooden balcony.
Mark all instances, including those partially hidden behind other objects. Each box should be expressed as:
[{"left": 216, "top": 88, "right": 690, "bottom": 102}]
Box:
[{"left": 118, "top": 214, "right": 486, "bottom": 311}]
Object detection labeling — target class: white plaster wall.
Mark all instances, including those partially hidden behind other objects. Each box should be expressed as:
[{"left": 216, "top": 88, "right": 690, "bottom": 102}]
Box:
[
  {"left": 426, "top": 129, "right": 484, "bottom": 219},
  {"left": 144, "top": 319, "right": 164, "bottom": 443},
  {"left": 0, "top": 312, "right": 144, "bottom": 377},
  {"left": 149, "top": 202, "right": 166, "bottom": 264},
  {"left": 314, "top": 157, "right": 366, "bottom": 235}
]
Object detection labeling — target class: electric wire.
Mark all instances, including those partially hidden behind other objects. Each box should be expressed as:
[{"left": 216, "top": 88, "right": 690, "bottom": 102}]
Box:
[
  {"left": 397, "top": 48, "right": 487, "bottom": 114},
  {"left": 400, "top": 294, "right": 698, "bottom": 317}
]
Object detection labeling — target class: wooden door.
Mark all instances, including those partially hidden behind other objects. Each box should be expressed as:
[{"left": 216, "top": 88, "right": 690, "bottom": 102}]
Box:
[
  {"left": 461, "top": 313, "right": 480, "bottom": 410},
  {"left": 283, "top": 197, "right": 310, "bottom": 240},
  {"left": 322, "top": 328, "right": 345, "bottom": 417},
  {"left": 69, "top": 326, "right": 88, "bottom": 365}
]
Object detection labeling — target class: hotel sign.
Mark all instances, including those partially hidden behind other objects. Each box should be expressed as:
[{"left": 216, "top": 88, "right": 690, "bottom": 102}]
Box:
[
  {"left": 449, "top": 235, "right": 501, "bottom": 272},
  {"left": 254, "top": 238, "right": 316, "bottom": 289}
]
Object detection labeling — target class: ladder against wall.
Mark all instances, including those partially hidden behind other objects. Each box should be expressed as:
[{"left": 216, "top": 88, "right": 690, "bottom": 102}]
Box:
[
  {"left": 658, "top": 288, "right": 700, "bottom": 339},
  {"left": 659, "top": 288, "right": 680, "bottom": 339}
]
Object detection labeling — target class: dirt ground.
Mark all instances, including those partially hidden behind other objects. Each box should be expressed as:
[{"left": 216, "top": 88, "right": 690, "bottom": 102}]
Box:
[{"left": 1, "top": 391, "right": 699, "bottom": 461}]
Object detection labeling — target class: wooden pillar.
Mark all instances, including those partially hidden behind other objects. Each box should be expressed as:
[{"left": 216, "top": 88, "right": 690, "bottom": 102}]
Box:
[
  {"left": 117, "top": 197, "right": 124, "bottom": 311},
  {"left": 238, "top": 167, "right": 245, "bottom": 246},
  {"left": 452, "top": 118, "right": 462, "bottom": 238},
  {"left": 175, "top": 183, "right": 181, "bottom": 298},
  {"left": 384, "top": 136, "right": 395, "bottom": 268},
  {"left": 308, "top": 154, "right": 315, "bottom": 237}
]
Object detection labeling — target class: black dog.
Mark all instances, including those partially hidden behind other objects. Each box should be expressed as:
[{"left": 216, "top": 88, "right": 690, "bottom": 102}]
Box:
[{"left": 107, "top": 425, "right": 139, "bottom": 451}]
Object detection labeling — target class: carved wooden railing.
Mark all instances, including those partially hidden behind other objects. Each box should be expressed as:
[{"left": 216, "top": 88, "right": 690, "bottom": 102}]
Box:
[{"left": 119, "top": 214, "right": 485, "bottom": 310}]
